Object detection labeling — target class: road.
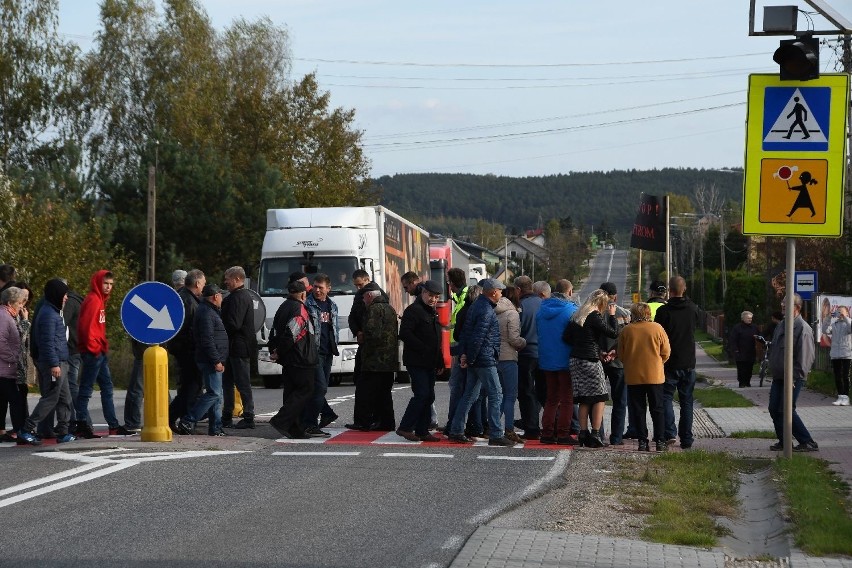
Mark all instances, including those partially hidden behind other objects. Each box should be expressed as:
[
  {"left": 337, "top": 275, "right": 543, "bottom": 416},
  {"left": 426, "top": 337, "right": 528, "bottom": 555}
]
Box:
[
  {"left": 2, "top": 385, "right": 569, "bottom": 568},
  {"left": 576, "top": 248, "right": 630, "bottom": 306}
]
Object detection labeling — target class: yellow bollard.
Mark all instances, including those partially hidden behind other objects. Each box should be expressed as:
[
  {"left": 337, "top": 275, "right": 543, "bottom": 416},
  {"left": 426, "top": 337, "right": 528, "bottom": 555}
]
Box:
[{"left": 141, "top": 345, "right": 173, "bottom": 442}]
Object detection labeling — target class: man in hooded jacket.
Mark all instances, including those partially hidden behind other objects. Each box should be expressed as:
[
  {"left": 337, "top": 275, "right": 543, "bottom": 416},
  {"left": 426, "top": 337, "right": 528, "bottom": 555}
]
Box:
[{"left": 18, "top": 279, "right": 76, "bottom": 445}]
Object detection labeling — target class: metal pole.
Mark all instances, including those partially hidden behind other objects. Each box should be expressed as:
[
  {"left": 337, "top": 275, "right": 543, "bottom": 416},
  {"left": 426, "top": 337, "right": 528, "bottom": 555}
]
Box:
[
  {"left": 783, "top": 238, "right": 795, "bottom": 459},
  {"left": 146, "top": 163, "right": 156, "bottom": 281},
  {"left": 665, "top": 195, "right": 671, "bottom": 284}
]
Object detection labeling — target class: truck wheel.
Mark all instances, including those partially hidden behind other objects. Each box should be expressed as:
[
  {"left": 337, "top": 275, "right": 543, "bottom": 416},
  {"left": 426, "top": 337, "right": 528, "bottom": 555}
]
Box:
[{"left": 262, "top": 375, "right": 282, "bottom": 389}]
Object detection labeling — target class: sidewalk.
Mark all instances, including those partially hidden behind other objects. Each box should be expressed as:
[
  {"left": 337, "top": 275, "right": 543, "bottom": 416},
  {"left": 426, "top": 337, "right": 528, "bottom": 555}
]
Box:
[{"left": 450, "top": 342, "right": 852, "bottom": 568}]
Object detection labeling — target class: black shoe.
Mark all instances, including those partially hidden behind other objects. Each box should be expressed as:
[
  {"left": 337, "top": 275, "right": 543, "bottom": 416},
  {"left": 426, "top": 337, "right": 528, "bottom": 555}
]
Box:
[
  {"left": 288, "top": 429, "right": 311, "bottom": 440},
  {"left": 395, "top": 429, "right": 420, "bottom": 442},
  {"left": 520, "top": 430, "right": 540, "bottom": 441},
  {"left": 233, "top": 419, "right": 255, "bottom": 430},
  {"left": 586, "top": 430, "right": 604, "bottom": 448},
  {"left": 113, "top": 425, "right": 138, "bottom": 436},
  {"left": 269, "top": 417, "right": 290, "bottom": 437},
  {"left": 539, "top": 436, "right": 557, "bottom": 444},
  {"left": 447, "top": 433, "right": 472, "bottom": 443},
  {"left": 680, "top": 442, "right": 693, "bottom": 450},
  {"left": 622, "top": 431, "right": 637, "bottom": 440},
  {"left": 513, "top": 419, "right": 524, "bottom": 430},
  {"left": 655, "top": 441, "right": 668, "bottom": 452},
  {"left": 305, "top": 426, "right": 331, "bottom": 438},
  {"left": 556, "top": 436, "right": 578, "bottom": 445},
  {"left": 374, "top": 423, "right": 396, "bottom": 432},
  {"left": 318, "top": 413, "right": 339, "bottom": 429},
  {"left": 419, "top": 433, "right": 441, "bottom": 442},
  {"left": 577, "top": 430, "right": 589, "bottom": 447},
  {"left": 209, "top": 430, "right": 227, "bottom": 437},
  {"left": 464, "top": 429, "right": 485, "bottom": 439},
  {"left": 488, "top": 436, "right": 516, "bottom": 447},
  {"left": 176, "top": 419, "right": 194, "bottom": 435},
  {"left": 638, "top": 439, "right": 650, "bottom": 452},
  {"left": 0, "top": 432, "right": 16, "bottom": 443},
  {"left": 794, "top": 441, "right": 819, "bottom": 452},
  {"left": 221, "top": 419, "right": 235, "bottom": 428},
  {"left": 345, "top": 423, "right": 370, "bottom": 431},
  {"left": 770, "top": 442, "right": 783, "bottom": 451},
  {"left": 609, "top": 437, "right": 624, "bottom": 446},
  {"left": 75, "top": 426, "right": 102, "bottom": 439}
]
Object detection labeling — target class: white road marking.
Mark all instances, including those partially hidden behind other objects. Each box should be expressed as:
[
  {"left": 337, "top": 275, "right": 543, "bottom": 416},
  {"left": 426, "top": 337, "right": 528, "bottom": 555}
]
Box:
[
  {"left": 381, "top": 452, "right": 454, "bottom": 458},
  {"left": 466, "top": 450, "right": 572, "bottom": 525},
  {"left": 477, "top": 456, "right": 556, "bottom": 461},
  {"left": 0, "top": 449, "right": 249, "bottom": 510},
  {"left": 272, "top": 451, "right": 361, "bottom": 456}
]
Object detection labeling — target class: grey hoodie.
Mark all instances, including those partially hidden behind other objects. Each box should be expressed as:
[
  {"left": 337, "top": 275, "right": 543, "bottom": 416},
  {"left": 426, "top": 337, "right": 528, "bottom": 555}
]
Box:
[
  {"left": 827, "top": 317, "right": 852, "bottom": 360},
  {"left": 495, "top": 297, "right": 526, "bottom": 362}
]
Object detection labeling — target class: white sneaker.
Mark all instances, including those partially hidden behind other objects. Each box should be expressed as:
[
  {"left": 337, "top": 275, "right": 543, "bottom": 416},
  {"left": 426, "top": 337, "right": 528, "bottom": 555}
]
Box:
[
  {"left": 833, "top": 396, "right": 844, "bottom": 406},
  {"left": 840, "top": 395, "right": 850, "bottom": 406}
]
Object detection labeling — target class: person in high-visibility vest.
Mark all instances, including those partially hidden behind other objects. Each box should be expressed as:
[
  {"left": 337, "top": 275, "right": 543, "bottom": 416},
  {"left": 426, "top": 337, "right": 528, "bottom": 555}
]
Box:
[
  {"left": 443, "top": 268, "right": 469, "bottom": 433},
  {"left": 647, "top": 280, "right": 668, "bottom": 321}
]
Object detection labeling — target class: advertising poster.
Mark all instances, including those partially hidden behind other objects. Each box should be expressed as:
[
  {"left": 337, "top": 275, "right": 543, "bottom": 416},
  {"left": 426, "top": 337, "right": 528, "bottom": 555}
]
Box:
[
  {"left": 816, "top": 294, "right": 852, "bottom": 347},
  {"left": 383, "top": 215, "right": 405, "bottom": 316}
]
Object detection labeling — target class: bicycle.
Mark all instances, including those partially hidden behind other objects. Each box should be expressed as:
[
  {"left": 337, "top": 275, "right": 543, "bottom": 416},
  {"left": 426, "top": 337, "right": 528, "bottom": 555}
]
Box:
[{"left": 756, "top": 335, "right": 770, "bottom": 386}]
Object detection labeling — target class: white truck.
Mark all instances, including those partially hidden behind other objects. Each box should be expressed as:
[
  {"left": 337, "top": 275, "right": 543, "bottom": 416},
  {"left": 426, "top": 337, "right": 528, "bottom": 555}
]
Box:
[{"left": 256, "top": 206, "right": 430, "bottom": 387}]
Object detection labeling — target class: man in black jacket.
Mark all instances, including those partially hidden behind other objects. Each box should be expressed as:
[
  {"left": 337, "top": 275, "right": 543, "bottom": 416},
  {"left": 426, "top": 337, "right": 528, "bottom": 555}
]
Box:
[
  {"left": 269, "top": 281, "right": 318, "bottom": 439},
  {"left": 397, "top": 280, "right": 444, "bottom": 442},
  {"left": 348, "top": 269, "right": 387, "bottom": 385},
  {"left": 221, "top": 266, "right": 256, "bottom": 429},
  {"left": 177, "top": 284, "right": 228, "bottom": 436},
  {"left": 654, "top": 276, "right": 698, "bottom": 449},
  {"left": 168, "top": 269, "right": 205, "bottom": 430}
]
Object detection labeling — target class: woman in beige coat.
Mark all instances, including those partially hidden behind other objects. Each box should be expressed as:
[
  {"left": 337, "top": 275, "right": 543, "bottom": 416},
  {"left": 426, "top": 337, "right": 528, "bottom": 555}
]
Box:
[
  {"left": 496, "top": 286, "right": 526, "bottom": 442},
  {"left": 618, "top": 303, "right": 671, "bottom": 451}
]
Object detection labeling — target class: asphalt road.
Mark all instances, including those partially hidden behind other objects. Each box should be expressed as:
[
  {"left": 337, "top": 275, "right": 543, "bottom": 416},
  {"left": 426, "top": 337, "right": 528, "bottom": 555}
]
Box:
[
  {"left": 577, "top": 248, "right": 630, "bottom": 306},
  {"left": 3, "top": 384, "right": 569, "bottom": 568}
]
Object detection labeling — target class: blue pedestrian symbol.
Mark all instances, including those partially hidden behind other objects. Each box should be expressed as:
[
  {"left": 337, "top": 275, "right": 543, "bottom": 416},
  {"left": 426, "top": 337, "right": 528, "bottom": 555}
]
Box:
[
  {"left": 763, "top": 87, "right": 831, "bottom": 152},
  {"left": 121, "top": 282, "right": 185, "bottom": 345}
]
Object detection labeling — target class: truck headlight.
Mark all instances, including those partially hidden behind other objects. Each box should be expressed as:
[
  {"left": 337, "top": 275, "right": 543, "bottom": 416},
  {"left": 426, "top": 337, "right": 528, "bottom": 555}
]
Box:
[{"left": 341, "top": 347, "right": 358, "bottom": 361}]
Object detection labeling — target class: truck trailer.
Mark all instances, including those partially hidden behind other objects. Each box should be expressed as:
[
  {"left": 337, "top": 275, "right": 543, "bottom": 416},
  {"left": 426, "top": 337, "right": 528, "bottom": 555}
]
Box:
[{"left": 256, "top": 206, "right": 430, "bottom": 387}]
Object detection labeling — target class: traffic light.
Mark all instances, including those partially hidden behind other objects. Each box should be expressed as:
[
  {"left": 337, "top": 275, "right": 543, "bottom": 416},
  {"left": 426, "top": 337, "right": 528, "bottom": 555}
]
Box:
[{"left": 773, "top": 35, "right": 819, "bottom": 81}]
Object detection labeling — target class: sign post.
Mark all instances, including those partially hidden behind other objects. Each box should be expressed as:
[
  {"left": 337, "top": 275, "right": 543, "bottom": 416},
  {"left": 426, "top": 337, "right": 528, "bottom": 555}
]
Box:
[
  {"left": 743, "top": 73, "right": 849, "bottom": 458},
  {"left": 121, "top": 282, "right": 185, "bottom": 442}
]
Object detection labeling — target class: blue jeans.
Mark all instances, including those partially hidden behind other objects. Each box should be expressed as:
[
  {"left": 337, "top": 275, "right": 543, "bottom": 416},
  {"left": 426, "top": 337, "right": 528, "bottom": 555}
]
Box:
[
  {"left": 605, "top": 365, "right": 627, "bottom": 444},
  {"left": 75, "top": 352, "right": 119, "bottom": 429},
  {"left": 768, "top": 376, "right": 814, "bottom": 444},
  {"left": 498, "top": 361, "right": 519, "bottom": 431},
  {"left": 186, "top": 363, "right": 223, "bottom": 435},
  {"left": 124, "top": 356, "right": 144, "bottom": 429},
  {"left": 302, "top": 353, "right": 334, "bottom": 427},
  {"left": 663, "top": 368, "right": 696, "bottom": 445},
  {"left": 398, "top": 366, "right": 436, "bottom": 436},
  {"left": 445, "top": 359, "right": 466, "bottom": 429},
  {"left": 450, "top": 366, "right": 504, "bottom": 439}
]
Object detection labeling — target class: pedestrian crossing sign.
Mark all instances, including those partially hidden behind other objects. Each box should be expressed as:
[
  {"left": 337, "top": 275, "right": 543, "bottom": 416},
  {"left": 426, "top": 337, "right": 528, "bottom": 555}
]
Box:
[{"left": 743, "top": 74, "right": 849, "bottom": 237}]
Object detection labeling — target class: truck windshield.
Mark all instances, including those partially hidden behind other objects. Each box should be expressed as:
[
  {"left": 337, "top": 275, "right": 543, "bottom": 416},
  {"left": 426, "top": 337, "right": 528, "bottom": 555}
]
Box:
[{"left": 258, "top": 257, "right": 360, "bottom": 296}]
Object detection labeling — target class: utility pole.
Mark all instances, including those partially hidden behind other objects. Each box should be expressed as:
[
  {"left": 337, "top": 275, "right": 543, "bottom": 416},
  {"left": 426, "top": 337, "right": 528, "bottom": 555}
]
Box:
[
  {"left": 719, "top": 210, "right": 727, "bottom": 297},
  {"left": 145, "top": 141, "right": 158, "bottom": 281}
]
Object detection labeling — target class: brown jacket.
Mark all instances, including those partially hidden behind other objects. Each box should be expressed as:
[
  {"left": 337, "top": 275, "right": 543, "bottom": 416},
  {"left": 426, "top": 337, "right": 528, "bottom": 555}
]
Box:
[{"left": 618, "top": 321, "right": 671, "bottom": 385}]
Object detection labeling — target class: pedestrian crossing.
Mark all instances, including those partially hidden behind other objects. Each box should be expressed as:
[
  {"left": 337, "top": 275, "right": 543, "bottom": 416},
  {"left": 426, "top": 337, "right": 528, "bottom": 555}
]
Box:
[{"left": 275, "top": 428, "right": 574, "bottom": 450}]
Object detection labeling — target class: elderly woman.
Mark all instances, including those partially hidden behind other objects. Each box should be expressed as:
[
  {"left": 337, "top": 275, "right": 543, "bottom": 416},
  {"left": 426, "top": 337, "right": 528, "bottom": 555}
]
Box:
[
  {"left": 0, "top": 287, "right": 28, "bottom": 442},
  {"left": 563, "top": 289, "right": 618, "bottom": 448},
  {"left": 729, "top": 310, "right": 759, "bottom": 387},
  {"left": 618, "top": 303, "right": 671, "bottom": 451}
]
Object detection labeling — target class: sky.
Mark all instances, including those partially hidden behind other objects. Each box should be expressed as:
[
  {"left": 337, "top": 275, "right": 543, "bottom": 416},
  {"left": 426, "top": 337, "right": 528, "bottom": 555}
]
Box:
[{"left": 55, "top": 0, "right": 852, "bottom": 177}]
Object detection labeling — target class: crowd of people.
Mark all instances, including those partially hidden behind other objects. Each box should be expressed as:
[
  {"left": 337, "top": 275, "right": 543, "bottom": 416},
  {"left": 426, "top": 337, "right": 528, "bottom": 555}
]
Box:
[{"left": 0, "top": 260, "right": 824, "bottom": 453}]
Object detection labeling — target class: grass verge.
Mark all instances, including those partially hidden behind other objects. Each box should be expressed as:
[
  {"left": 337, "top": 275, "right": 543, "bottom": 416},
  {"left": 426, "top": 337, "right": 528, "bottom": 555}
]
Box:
[
  {"left": 806, "top": 370, "right": 836, "bottom": 398},
  {"left": 729, "top": 430, "right": 776, "bottom": 439},
  {"left": 618, "top": 451, "right": 739, "bottom": 547},
  {"left": 774, "top": 455, "right": 852, "bottom": 556},
  {"left": 691, "top": 386, "right": 754, "bottom": 408},
  {"left": 695, "top": 330, "right": 726, "bottom": 362}
]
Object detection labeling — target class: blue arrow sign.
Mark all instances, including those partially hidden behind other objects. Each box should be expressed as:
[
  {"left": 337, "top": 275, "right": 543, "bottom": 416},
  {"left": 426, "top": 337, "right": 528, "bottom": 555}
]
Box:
[{"left": 121, "top": 282, "right": 185, "bottom": 345}]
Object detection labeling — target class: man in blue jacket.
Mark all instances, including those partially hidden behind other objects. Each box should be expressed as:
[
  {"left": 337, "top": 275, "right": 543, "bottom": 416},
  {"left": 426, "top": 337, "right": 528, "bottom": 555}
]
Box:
[
  {"left": 177, "top": 284, "right": 229, "bottom": 436},
  {"left": 303, "top": 273, "right": 340, "bottom": 436},
  {"left": 447, "top": 279, "right": 515, "bottom": 447},
  {"left": 18, "top": 279, "right": 76, "bottom": 445}
]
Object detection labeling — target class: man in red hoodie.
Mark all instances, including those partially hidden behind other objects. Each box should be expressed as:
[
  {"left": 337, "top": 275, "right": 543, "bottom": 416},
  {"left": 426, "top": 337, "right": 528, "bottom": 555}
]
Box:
[{"left": 74, "top": 270, "right": 134, "bottom": 438}]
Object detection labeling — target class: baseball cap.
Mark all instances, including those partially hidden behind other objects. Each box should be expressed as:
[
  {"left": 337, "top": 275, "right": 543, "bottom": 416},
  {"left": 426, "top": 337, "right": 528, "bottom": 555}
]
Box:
[
  {"left": 479, "top": 278, "right": 507, "bottom": 290},
  {"left": 202, "top": 284, "right": 221, "bottom": 297},
  {"left": 650, "top": 280, "right": 667, "bottom": 293}
]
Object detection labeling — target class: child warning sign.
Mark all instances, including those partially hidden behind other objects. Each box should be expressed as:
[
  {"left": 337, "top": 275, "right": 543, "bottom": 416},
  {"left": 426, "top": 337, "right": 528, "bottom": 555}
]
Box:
[{"left": 758, "top": 159, "right": 827, "bottom": 224}]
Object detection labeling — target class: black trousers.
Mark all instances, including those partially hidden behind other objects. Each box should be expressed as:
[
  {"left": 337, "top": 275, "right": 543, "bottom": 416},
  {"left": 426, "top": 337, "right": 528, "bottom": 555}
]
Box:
[
  {"left": 273, "top": 366, "right": 315, "bottom": 435},
  {"left": 353, "top": 371, "right": 396, "bottom": 429},
  {"left": 223, "top": 357, "right": 254, "bottom": 420},
  {"left": 517, "top": 355, "right": 541, "bottom": 433},
  {"left": 832, "top": 358, "right": 851, "bottom": 396},
  {"left": 169, "top": 350, "right": 202, "bottom": 427},
  {"left": 0, "top": 377, "right": 26, "bottom": 432},
  {"left": 627, "top": 383, "right": 665, "bottom": 443},
  {"left": 735, "top": 361, "right": 754, "bottom": 386}
]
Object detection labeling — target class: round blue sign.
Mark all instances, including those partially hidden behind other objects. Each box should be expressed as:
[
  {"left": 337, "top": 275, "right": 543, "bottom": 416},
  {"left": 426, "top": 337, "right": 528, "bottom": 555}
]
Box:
[{"left": 120, "top": 281, "right": 185, "bottom": 345}]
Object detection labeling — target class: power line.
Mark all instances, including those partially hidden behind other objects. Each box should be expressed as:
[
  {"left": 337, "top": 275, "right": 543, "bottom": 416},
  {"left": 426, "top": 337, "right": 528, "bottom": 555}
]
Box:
[
  {"left": 365, "top": 103, "right": 746, "bottom": 151},
  {"left": 365, "top": 90, "right": 746, "bottom": 140},
  {"left": 295, "top": 52, "right": 768, "bottom": 68}
]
